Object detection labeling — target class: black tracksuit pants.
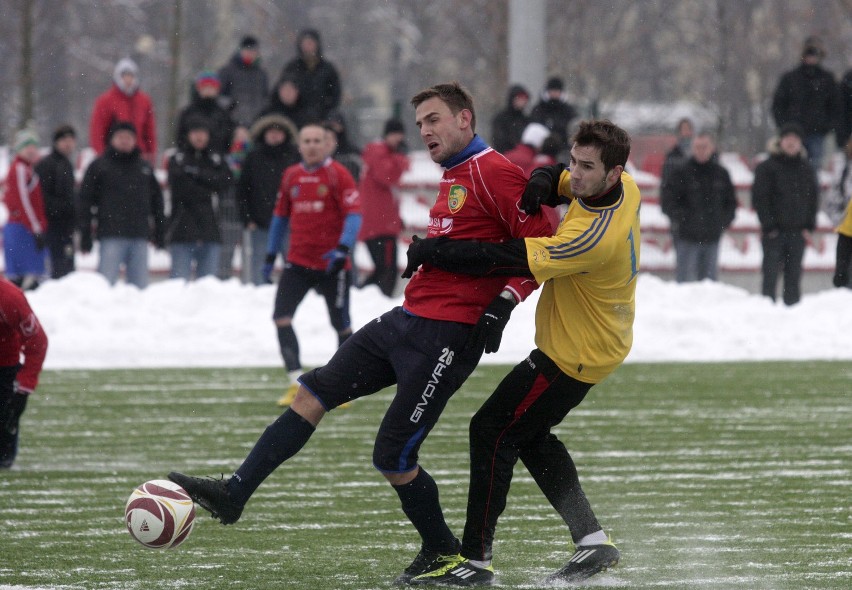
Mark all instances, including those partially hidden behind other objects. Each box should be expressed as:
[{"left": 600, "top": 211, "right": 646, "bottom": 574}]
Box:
[{"left": 461, "top": 349, "right": 602, "bottom": 561}]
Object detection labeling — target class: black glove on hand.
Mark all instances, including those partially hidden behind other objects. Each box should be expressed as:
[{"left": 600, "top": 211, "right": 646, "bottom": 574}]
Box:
[
  {"left": 833, "top": 271, "right": 848, "bottom": 288},
  {"left": 33, "top": 233, "right": 46, "bottom": 251},
  {"left": 262, "top": 253, "right": 276, "bottom": 284},
  {"left": 322, "top": 244, "right": 350, "bottom": 274},
  {"left": 521, "top": 163, "right": 566, "bottom": 214},
  {"left": 467, "top": 293, "right": 516, "bottom": 354},
  {"left": 401, "top": 235, "right": 446, "bottom": 279}
]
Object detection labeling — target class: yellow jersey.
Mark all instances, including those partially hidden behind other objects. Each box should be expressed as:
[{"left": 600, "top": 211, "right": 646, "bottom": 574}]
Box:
[
  {"left": 524, "top": 171, "right": 641, "bottom": 383},
  {"left": 837, "top": 199, "right": 852, "bottom": 238}
]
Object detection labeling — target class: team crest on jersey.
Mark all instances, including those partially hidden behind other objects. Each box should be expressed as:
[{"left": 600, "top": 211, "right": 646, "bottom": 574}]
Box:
[
  {"left": 447, "top": 185, "right": 467, "bottom": 213},
  {"left": 317, "top": 184, "right": 329, "bottom": 197}
]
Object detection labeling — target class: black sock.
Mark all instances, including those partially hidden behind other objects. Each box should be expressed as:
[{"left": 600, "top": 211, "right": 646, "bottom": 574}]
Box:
[
  {"left": 393, "top": 468, "right": 458, "bottom": 553},
  {"left": 227, "top": 409, "right": 315, "bottom": 506},
  {"left": 277, "top": 325, "right": 300, "bottom": 372}
]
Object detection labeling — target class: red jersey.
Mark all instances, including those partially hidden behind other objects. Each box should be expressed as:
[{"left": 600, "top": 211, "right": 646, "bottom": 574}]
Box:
[
  {"left": 274, "top": 158, "right": 361, "bottom": 270},
  {"left": 357, "top": 140, "right": 410, "bottom": 241},
  {"left": 404, "top": 143, "right": 554, "bottom": 324},
  {"left": 0, "top": 278, "right": 48, "bottom": 392},
  {"left": 3, "top": 156, "right": 47, "bottom": 234}
]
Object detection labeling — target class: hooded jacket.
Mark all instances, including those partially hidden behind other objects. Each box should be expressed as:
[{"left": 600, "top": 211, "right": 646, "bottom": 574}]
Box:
[
  {"left": 89, "top": 59, "right": 157, "bottom": 158},
  {"left": 772, "top": 63, "right": 840, "bottom": 136},
  {"left": 491, "top": 85, "right": 531, "bottom": 153},
  {"left": 175, "top": 87, "right": 237, "bottom": 157},
  {"left": 279, "top": 29, "right": 341, "bottom": 121},
  {"left": 166, "top": 144, "right": 232, "bottom": 244}
]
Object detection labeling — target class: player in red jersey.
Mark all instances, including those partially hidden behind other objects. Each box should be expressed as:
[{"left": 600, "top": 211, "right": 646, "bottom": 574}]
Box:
[
  {"left": 260, "top": 123, "right": 362, "bottom": 405},
  {"left": 0, "top": 276, "right": 48, "bottom": 468},
  {"left": 169, "top": 82, "right": 554, "bottom": 584}
]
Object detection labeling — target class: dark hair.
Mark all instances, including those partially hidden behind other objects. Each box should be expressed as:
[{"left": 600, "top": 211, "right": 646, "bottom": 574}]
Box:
[
  {"left": 410, "top": 81, "right": 476, "bottom": 132},
  {"left": 52, "top": 124, "right": 76, "bottom": 142},
  {"left": 571, "top": 120, "right": 631, "bottom": 171}
]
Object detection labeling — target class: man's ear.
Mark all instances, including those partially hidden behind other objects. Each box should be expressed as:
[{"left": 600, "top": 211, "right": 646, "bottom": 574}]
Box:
[
  {"left": 458, "top": 109, "right": 473, "bottom": 130},
  {"left": 608, "top": 165, "right": 624, "bottom": 183}
]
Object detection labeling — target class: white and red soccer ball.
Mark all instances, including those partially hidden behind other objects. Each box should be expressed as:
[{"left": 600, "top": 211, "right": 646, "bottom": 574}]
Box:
[{"left": 125, "top": 479, "right": 196, "bottom": 549}]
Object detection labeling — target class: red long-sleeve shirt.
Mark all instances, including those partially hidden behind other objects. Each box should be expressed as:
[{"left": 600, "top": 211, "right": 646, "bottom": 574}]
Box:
[
  {"left": 0, "top": 278, "right": 48, "bottom": 392},
  {"left": 89, "top": 84, "right": 157, "bottom": 159},
  {"left": 403, "top": 145, "right": 553, "bottom": 325},
  {"left": 3, "top": 156, "right": 47, "bottom": 234}
]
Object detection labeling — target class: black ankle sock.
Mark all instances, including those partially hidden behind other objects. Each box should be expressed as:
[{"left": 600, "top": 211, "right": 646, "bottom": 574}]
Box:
[
  {"left": 227, "top": 409, "right": 315, "bottom": 506},
  {"left": 393, "top": 468, "right": 458, "bottom": 553}
]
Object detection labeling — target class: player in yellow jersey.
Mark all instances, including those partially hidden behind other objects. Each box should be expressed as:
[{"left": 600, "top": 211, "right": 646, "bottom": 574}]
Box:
[{"left": 402, "top": 120, "right": 638, "bottom": 586}]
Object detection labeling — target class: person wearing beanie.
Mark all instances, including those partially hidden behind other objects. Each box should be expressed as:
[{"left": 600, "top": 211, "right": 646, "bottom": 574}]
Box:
[
  {"left": 491, "top": 84, "right": 531, "bottom": 153},
  {"left": 2, "top": 128, "right": 47, "bottom": 290},
  {"left": 279, "top": 29, "right": 341, "bottom": 122},
  {"left": 78, "top": 120, "right": 165, "bottom": 289},
  {"left": 217, "top": 35, "right": 269, "bottom": 128},
  {"left": 175, "top": 70, "right": 237, "bottom": 157},
  {"left": 530, "top": 76, "right": 578, "bottom": 154},
  {"left": 752, "top": 121, "right": 819, "bottom": 306},
  {"left": 504, "top": 122, "right": 550, "bottom": 174},
  {"left": 356, "top": 117, "right": 410, "bottom": 297},
  {"left": 89, "top": 57, "right": 157, "bottom": 162},
  {"left": 166, "top": 114, "right": 232, "bottom": 281},
  {"left": 771, "top": 35, "right": 840, "bottom": 171},
  {"left": 236, "top": 114, "right": 300, "bottom": 285},
  {"left": 34, "top": 124, "right": 78, "bottom": 279}
]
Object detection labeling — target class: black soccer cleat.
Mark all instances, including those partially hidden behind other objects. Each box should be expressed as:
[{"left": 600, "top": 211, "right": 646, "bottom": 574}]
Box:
[
  {"left": 410, "top": 556, "right": 495, "bottom": 586},
  {"left": 168, "top": 471, "right": 244, "bottom": 525},
  {"left": 393, "top": 542, "right": 462, "bottom": 585},
  {"left": 545, "top": 541, "right": 620, "bottom": 583}
]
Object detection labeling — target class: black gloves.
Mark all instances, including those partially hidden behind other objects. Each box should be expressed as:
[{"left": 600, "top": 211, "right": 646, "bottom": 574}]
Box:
[
  {"left": 33, "top": 233, "right": 46, "bottom": 251},
  {"left": 322, "top": 244, "right": 350, "bottom": 274},
  {"left": 521, "top": 163, "right": 566, "bottom": 214},
  {"left": 467, "top": 292, "right": 516, "bottom": 354},
  {"left": 401, "top": 235, "right": 447, "bottom": 278},
  {"left": 262, "top": 253, "right": 276, "bottom": 284},
  {"left": 834, "top": 271, "right": 849, "bottom": 288}
]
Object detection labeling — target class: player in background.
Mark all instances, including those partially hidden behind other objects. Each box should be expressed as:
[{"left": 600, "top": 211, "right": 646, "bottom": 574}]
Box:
[
  {"left": 1, "top": 276, "right": 49, "bottom": 468},
  {"left": 403, "top": 120, "right": 639, "bottom": 586},
  {"left": 169, "top": 81, "right": 554, "bottom": 584},
  {"left": 258, "top": 122, "right": 362, "bottom": 406}
]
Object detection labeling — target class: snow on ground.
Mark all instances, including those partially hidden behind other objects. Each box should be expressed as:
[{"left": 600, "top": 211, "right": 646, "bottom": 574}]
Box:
[{"left": 26, "top": 271, "right": 852, "bottom": 371}]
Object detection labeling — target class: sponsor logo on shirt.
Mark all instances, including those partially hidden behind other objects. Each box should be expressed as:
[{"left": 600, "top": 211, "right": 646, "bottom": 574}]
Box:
[{"left": 428, "top": 217, "right": 453, "bottom": 235}]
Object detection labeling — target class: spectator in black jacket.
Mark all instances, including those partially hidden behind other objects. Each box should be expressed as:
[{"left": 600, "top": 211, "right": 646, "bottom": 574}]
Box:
[
  {"left": 255, "top": 73, "right": 311, "bottom": 130},
  {"left": 279, "top": 29, "right": 341, "bottom": 122},
  {"left": 34, "top": 125, "right": 77, "bottom": 279},
  {"left": 218, "top": 36, "right": 269, "bottom": 128},
  {"left": 166, "top": 116, "right": 232, "bottom": 280},
  {"left": 771, "top": 36, "right": 840, "bottom": 171},
  {"left": 837, "top": 69, "right": 852, "bottom": 151},
  {"left": 237, "top": 114, "right": 300, "bottom": 285},
  {"left": 175, "top": 71, "right": 237, "bottom": 158},
  {"left": 490, "top": 84, "right": 530, "bottom": 153},
  {"left": 79, "top": 121, "right": 165, "bottom": 289},
  {"left": 752, "top": 123, "right": 819, "bottom": 306},
  {"left": 662, "top": 132, "right": 737, "bottom": 283},
  {"left": 530, "top": 77, "right": 578, "bottom": 154}
]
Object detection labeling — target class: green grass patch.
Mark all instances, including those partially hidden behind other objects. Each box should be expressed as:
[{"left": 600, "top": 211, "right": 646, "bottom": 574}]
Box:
[{"left": 1, "top": 362, "right": 850, "bottom": 589}]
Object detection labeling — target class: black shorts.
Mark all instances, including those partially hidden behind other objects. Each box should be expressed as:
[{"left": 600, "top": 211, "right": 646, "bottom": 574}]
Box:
[
  {"left": 299, "top": 306, "right": 482, "bottom": 474},
  {"left": 273, "top": 262, "right": 351, "bottom": 331}
]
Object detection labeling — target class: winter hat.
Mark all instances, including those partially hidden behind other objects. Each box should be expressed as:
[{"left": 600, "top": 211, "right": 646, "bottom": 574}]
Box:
[
  {"left": 546, "top": 77, "right": 564, "bottom": 91},
  {"left": 195, "top": 70, "right": 221, "bottom": 91},
  {"left": 185, "top": 114, "right": 211, "bottom": 133},
  {"left": 52, "top": 124, "right": 76, "bottom": 142},
  {"left": 802, "top": 36, "right": 825, "bottom": 59},
  {"left": 108, "top": 120, "right": 137, "bottom": 139},
  {"left": 13, "top": 128, "right": 40, "bottom": 153},
  {"left": 249, "top": 113, "right": 297, "bottom": 143},
  {"left": 521, "top": 123, "right": 550, "bottom": 149},
  {"left": 383, "top": 118, "right": 405, "bottom": 136},
  {"left": 779, "top": 122, "right": 804, "bottom": 140},
  {"left": 113, "top": 58, "right": 140, "bottom": 94},
  {"left": 240, "top": 35, "right": 259, "bottom": 50}
]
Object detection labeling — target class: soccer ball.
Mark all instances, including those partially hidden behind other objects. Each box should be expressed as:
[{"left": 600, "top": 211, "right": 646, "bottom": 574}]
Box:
[{"left": 125, "top": 479, "right": 196, "bottom": 549}]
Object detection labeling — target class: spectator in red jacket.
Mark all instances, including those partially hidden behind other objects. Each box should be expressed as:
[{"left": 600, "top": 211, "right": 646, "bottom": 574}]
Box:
[
  {"left": 0, "top": 276, "right": 48, "bottom": 468},
  {"left": 357, "top": 118, "right": 410, "bottom": 297},
  {"left": 89, "top": 58, "right": 157, "bottom": 162},
  {"left": 2, "top": 128, "right": 47, "bottom": 291}
]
